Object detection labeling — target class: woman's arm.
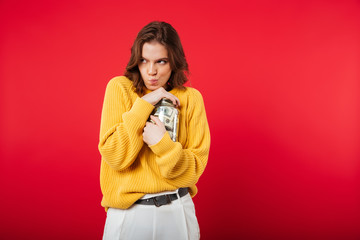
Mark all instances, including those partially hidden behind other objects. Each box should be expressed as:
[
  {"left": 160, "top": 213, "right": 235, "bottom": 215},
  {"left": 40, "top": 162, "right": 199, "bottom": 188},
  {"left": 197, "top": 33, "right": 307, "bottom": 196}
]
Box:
[
  {"left": 148, "top": 89, "right": 211, "bottom": 187},
  {"left": 98, "top": 77, "right": 154, "bottom": 171}
]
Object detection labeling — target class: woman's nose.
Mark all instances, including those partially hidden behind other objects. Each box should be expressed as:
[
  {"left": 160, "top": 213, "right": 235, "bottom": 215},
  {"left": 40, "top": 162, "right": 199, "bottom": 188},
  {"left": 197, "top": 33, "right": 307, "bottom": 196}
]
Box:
[{"left": 148, "top": 63, "right": 157, "bottom": 75}]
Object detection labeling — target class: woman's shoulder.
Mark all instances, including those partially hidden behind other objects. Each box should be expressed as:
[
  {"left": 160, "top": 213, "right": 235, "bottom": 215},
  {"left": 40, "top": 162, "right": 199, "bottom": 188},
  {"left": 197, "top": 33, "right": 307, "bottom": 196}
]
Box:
[
  {"left": 107, "top": 76, "right": 133, "bottom": 87},
  {"left": 106, "top": 76, "right": 135, "bottom": 93},
  {"left": 180, "top": 86, "right": 204, "bottom": 100}
]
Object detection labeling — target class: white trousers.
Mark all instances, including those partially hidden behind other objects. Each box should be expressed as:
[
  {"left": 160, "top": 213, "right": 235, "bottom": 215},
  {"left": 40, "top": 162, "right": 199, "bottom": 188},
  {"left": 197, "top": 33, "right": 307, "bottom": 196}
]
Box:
[{"left": 102, "top": 192, "right": 200, "bottom": 240}]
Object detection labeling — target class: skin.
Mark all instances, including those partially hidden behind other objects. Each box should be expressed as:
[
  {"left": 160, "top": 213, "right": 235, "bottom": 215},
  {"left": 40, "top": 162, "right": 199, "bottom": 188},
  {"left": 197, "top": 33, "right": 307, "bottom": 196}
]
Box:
[
  {"left": 140, "top": 41, "right": 180, "bottom": 146},
  {"left": 143, "top": 115, "right": 167, "bottom": 146}
]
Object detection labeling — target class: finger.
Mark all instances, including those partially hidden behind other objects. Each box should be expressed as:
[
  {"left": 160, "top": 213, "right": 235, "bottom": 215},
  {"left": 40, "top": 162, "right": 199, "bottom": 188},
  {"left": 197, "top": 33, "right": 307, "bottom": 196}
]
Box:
[
  {"left": 172, "top": 95, "right": 180, "bottom": 107},
  {"left": 175, "top": 96, "right": 180, "bottom": 107},
  {"left": 142, "top": 132, "right": 148, "bottom": 142},
  {"left": 166, "top": 93, "right": 180, "bottom": 107},
  {"left": 150, "top": 115, "right": 163, "bottom": 126}
]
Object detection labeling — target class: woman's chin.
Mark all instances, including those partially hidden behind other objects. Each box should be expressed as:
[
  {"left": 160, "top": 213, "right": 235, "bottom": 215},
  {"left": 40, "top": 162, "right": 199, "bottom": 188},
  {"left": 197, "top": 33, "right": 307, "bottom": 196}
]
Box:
[
  {"left": 145, "top": 84, "right": 164, "bottom": 91},
  {"left": 145, "top": 86, "right": 157, "bottom": 91}
]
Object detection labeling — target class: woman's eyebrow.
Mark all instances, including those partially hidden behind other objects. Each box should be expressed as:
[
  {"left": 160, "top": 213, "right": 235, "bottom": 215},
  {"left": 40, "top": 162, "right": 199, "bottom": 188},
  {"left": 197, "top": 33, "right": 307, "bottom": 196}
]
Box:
[{"left": 141, "top": 57, "right": 169, "bottom": 61}]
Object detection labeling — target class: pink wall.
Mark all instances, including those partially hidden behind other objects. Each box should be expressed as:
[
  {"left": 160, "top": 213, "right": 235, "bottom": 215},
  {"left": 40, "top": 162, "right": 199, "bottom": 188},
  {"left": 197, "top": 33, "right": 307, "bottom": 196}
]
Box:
[{"left": 0, "top": 0, "right": 359, "bottom": 239}]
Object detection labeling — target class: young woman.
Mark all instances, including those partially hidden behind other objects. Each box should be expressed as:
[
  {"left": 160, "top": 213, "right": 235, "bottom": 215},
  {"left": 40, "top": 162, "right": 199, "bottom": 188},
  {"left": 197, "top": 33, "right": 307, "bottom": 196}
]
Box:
[{"left": 98, "top": 21, "right": 210, "bottom": 240}]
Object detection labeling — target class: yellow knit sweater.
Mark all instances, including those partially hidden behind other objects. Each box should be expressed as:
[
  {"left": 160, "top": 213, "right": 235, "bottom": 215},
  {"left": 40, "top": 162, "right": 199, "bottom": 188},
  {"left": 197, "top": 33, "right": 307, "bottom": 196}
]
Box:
[{"left": 98, "top": 76, "right": 210, "bottom": 210}]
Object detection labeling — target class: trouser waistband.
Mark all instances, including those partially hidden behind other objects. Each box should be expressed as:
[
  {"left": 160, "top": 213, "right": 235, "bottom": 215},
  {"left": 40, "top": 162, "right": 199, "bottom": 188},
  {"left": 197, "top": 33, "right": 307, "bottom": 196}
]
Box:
[{"left": 134, "top": 188, "right": 188, "bottom": 207}]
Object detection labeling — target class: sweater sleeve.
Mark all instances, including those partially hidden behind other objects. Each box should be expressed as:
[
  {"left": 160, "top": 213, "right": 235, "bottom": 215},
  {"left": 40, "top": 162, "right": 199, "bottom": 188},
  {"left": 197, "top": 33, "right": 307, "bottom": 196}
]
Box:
[
  {"left": 149, "top": 89, "right": 211, "bottom": 187},
  {"left": 98, "top": 77, "right": 154, "bottom": 171}
]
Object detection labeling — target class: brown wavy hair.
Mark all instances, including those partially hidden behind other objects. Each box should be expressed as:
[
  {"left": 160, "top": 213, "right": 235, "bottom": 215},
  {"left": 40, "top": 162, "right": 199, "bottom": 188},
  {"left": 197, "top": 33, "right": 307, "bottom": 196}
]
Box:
[{"left": 125, "top": 21, "right": 189, "bottom": 94}]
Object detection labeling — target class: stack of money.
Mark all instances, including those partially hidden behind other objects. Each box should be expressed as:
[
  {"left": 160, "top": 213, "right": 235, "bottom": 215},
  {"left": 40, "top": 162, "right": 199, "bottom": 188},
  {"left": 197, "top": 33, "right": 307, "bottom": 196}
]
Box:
[{"left": 149, "top": 98, "right": 179, "bottom": 142}]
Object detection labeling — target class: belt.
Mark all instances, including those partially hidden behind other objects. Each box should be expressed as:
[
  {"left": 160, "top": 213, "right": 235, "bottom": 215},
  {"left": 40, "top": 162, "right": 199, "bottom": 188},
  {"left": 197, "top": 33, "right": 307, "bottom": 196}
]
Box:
[{"left": 135, "top": 188, "right": 189, "bottom": 207}]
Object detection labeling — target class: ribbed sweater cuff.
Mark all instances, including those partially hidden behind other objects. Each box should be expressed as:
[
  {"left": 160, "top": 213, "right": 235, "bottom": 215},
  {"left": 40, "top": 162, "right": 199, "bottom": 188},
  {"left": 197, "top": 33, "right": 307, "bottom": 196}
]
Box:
[
  {"left": 149, "top": 133, "right": 179, "bottom": 156},
  {"left": 130, "top": 97, "right": 155, "bottom": 121}
]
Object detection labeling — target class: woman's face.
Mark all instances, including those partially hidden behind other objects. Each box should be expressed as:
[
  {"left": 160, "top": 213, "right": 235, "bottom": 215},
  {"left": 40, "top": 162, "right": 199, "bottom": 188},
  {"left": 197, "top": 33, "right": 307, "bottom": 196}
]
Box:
[{"left": 138, "top": 41, "right": 172, "bottom": 91}]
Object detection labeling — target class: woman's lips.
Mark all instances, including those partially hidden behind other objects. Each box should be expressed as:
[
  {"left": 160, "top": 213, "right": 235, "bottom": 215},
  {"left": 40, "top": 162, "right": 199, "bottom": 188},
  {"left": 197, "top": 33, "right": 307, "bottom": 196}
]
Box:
[{"left": 148, "top": 79, "right": 158, "bottom": 85}]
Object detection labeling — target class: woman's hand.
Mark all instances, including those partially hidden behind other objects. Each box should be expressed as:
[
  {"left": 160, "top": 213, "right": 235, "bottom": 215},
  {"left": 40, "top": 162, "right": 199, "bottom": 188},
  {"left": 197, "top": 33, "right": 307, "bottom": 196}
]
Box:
[
  {"left": 141, "top": 87, "right": 180, "bottom": 107},
  {"left": 143, "top": 116, "right": 167, "bottom": 146}
]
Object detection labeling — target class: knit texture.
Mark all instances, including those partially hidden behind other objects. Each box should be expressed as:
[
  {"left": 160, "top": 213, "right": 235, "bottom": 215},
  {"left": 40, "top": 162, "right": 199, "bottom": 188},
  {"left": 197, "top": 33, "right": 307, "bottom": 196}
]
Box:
[{"left": 98, "top": 76, "right": 211, "bottom": 210}]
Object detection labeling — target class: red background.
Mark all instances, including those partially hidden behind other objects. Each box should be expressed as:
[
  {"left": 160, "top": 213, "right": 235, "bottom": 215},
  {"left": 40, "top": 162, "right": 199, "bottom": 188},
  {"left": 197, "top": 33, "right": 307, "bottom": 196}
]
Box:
[{"left": 1, "top": 0, "right": 359, "bottom": 239}]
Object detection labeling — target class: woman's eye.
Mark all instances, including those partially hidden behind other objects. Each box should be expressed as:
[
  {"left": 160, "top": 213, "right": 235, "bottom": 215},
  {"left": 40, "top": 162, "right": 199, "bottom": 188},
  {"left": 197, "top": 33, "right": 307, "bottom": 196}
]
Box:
[
  {"left": 140, "top": 59, "right": 146, "bottom": 63},
  {"left": 158, "top": 60, "right": 167, "bottom": 64}
]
